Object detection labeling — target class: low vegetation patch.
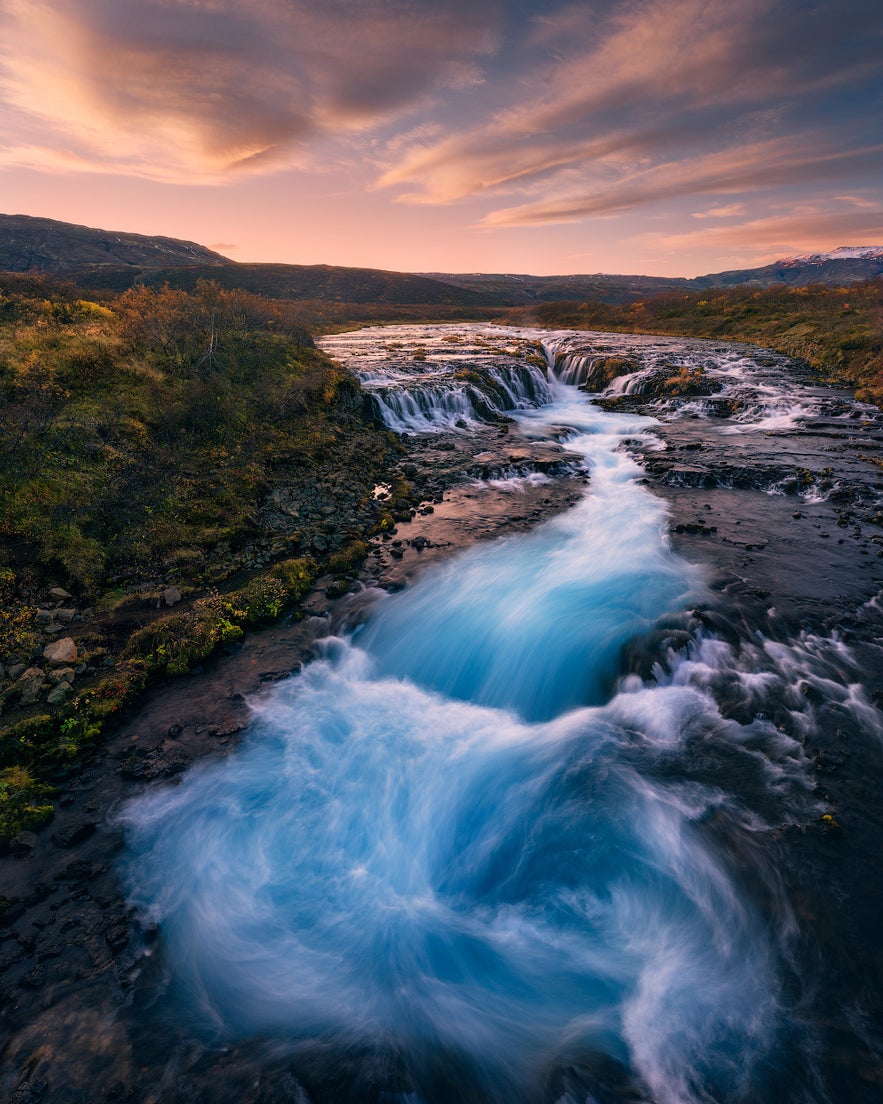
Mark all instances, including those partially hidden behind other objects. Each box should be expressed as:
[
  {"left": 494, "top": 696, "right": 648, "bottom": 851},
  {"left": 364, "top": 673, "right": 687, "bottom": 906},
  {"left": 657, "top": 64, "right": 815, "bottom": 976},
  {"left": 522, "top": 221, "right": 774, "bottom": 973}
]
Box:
[{"left": 0, "top": 274, "right": 399, "bottom": 844}]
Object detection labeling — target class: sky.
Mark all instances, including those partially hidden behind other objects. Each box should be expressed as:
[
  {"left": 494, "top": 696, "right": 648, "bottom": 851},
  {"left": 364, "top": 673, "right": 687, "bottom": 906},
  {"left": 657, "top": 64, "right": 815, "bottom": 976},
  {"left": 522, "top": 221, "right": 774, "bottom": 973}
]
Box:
[{"left": 0, "top": 0, "right": 882, "bottom": 277}]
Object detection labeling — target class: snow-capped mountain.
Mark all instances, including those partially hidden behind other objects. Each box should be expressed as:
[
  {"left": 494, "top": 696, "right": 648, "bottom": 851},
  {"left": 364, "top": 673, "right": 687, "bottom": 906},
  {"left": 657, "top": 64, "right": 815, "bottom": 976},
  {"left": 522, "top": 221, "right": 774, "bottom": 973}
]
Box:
[{"left": 785, "top": 245, "right": 883, "bottom": 264}]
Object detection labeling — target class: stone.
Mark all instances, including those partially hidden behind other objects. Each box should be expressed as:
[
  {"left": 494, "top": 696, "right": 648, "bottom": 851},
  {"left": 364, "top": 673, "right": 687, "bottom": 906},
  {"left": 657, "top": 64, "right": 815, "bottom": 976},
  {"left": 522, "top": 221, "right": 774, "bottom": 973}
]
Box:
[
  {"left": 52, "top": 821, "right": 97, "bottom": 848},
  {"left": 55, "top": 608, "right": 76, "bottom": 623},
  {"left": 10, "top": 831, "right": 37, "bottom": 854},
  {"left": 35, "top": 609, "right": 54, "bottom": 625},
  {"left": 162, "top": 586, "right": 182, "bottom": 607},
  {"left": 7, "top": 663, "right": 26, "bottom": 679},
  {"left": 48, "top": 667, "right": 75, "bottom": 684},
  {"left": 43, "top": 637, "right": 77, "bottom": 666},
  {"left": 46, "top": 681, "right": 72, "bottom": 705},
  {"left": 19, "top": 668, "right": 46, "bottom": 705},
  {"left": 48, "top": 587, "right": 72, "bottom": 601}
]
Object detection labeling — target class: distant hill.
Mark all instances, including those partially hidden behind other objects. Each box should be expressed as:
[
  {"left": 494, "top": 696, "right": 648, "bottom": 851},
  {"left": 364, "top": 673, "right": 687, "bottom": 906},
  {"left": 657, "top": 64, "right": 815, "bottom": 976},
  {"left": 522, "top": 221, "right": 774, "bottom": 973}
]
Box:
[
  {"left": 416, "top": 272, "right": 693, "bottom": 305},
  {"left": 691, "top": 246, "right": 883, "bottom": 290},
  {"left": 71, "top": 261, "right": 496, "bottom": 307},
  {"left": 1, "top": 214, "right": 881, "bottom": 306},
  {"left": 0, "top": 214, "right": 494, "bottom": 306},
  {"left": 0, "top": 213, "right": 229, "bottom": 272}
]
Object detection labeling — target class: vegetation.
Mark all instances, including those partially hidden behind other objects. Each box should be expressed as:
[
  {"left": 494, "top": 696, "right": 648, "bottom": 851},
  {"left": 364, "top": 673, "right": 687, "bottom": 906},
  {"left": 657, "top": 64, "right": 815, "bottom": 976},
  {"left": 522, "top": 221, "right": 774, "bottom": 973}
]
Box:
[
  {"left": 0, "top": 273, "right": 402, "bottom": 843},
  {"left": 512, "top": 278, "right": 883, "bottom": 405}
]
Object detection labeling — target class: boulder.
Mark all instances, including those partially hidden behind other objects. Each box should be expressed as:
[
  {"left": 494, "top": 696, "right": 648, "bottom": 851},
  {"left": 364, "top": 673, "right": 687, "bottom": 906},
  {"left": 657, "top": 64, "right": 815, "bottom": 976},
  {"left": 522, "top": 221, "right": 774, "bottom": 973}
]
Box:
[
  {"left": 48, "top": 666, "right": 76, "bottom": 684},
  {"left": 55, "top": 608, "right": 76, "bottom": 623},
  {"left": 46, "top": 681, "right": 72, "bottom": 705},
  {"left": 19, "top": 667, "right": 45, "bottom": 705},
  {"left": 43, "top": 637, "right": 78, "bottom": 666},
  {"left": 48, "top": 587, "right": 72, "bottom": 601},
  {"left": 162, "top": 587, "right": 182, "bottom": 607}
]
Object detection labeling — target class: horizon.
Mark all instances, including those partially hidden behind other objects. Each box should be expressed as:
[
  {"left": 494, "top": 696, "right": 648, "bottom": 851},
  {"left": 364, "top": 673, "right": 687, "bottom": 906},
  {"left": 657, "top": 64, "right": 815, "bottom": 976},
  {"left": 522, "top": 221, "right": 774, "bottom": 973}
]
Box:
[{"left": 1, "top": 1, "right": 882, "bottom": 277}]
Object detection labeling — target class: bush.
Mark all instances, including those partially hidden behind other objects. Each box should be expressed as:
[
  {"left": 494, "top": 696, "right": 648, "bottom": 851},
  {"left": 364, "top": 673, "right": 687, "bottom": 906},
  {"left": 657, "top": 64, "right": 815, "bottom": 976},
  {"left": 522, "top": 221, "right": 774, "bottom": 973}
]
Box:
[{"left": 0, "top": 766, "right": 54, "bottom": 842}]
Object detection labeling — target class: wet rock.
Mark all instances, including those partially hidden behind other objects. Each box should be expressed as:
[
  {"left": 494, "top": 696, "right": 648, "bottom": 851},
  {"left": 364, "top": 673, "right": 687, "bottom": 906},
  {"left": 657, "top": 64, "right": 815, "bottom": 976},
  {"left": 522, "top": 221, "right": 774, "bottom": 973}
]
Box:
[
  {"left": 10, "top": 831, "right": 37, "bottom": 854},
  {"left": 51, "top": 821, "right": 97, "bottom": 848},
  {"left": 20, "top": 964, "right": 46, "bottom": 988},
  {"left": 10, "top": 1079, "right": 48, "bottom": 1104},
  {"left": 43, "top": 637, "right": 78, "bottom": 666},
  {"left": 104, "top": 918, "right": 131, "bottom": 951}
]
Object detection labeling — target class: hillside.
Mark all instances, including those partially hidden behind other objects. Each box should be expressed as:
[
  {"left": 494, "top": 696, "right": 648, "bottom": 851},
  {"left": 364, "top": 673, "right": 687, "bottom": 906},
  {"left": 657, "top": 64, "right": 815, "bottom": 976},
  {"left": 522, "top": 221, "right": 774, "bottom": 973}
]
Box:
[
  {"left": 72, "top": 261, "right": 497, "bottom": 306},
  {"left": 0, "top": 213, "right": 229, "bottom": 272},
  {"left": 416, "top": 271, "right": 693, "bottom": 305}
]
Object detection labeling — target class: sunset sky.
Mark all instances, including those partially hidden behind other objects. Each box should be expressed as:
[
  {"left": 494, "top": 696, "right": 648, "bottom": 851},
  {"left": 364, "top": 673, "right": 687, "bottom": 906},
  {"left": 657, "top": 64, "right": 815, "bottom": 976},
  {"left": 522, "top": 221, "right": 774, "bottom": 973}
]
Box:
[{"left": 1, "top": 0, "right": 881, "bottom": 276}]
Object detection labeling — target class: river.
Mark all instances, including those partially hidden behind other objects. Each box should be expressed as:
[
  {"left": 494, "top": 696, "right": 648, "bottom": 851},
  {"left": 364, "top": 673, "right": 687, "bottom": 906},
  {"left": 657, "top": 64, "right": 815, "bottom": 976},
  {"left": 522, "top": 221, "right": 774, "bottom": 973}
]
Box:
[{"left": 119, "top": 324, "right": 883, "bottom": 1104}]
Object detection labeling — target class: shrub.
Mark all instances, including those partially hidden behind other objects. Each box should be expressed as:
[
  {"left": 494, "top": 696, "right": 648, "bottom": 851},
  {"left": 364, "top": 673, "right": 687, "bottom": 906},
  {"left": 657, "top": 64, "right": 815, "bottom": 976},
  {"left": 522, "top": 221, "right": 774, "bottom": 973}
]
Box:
[{"left": 0, "top": 766, "right": 54, "bottom": 842}]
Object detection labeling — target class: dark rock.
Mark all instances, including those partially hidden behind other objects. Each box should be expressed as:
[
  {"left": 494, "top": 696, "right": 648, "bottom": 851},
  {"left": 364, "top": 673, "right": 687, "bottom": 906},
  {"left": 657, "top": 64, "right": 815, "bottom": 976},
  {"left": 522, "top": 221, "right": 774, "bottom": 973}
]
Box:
[
  {"left": 20, "top": 964, "right": 46, "bottom": 987},
  {"left": 104, "top": 920, "right": 130, "bottom": 951},
  {"left": 11, "top": 1078, "right": 48, "bottom": 1103},
  {"left": 10, "top": 831, "right": 37, "bottom": 854},
  {"left": 61, "top": 859, "right": 95, "bottom": 882},
  {"left": 52, "top": 821, "right": 97, "bottom": 848}
]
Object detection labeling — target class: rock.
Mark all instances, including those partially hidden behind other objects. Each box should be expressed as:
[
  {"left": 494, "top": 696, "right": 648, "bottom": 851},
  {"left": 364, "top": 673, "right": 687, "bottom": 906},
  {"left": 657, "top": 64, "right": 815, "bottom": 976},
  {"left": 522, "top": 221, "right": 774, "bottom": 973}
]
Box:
[
  {"left": 10, "top": 831, "right": 37, "bottom": 854},
  {"left": 48, "top": 667, "right": 75, "bottom": 684},
  {"left": 55, "top": 608, "right": 76, "bottom": 623},
  {"left": 7, "top": 663, "right": 26, "bottom": 679},
  {"left": 52, "top": 821, "right": 97, "bottom": 848},
  {"left": 43, "top": 637, "right": 77, "bottom": 666},
  {"left": 19, "top": 668, "right": 46, "bottom": 705},
  {"left": 162, "top": 586, "right": 182, "bottom": 607},
  {"left": 42, "top": 623, "right": 64, "bottom": 635},
  {"left": 48, "top": 587, "right": 72, "bottom": 601},
  {"left": 35, "top": 609, "right": 54, "bottom": 625},
  {"left": 104, "top": 919, "right": 131, "bottom": 951},
  {"left": 46, "top": 681, "right": 72, "bottom": 705},
  {"left": 20, "top": 965, "right": 47, "bottom": 988}
]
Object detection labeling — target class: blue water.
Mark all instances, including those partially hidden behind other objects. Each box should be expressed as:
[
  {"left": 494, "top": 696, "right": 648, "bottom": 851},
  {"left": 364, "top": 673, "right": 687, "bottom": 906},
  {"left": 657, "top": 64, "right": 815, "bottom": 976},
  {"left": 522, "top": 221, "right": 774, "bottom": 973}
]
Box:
[{"left": 120, "top": 348, "right": 812, "bottom": 1103}]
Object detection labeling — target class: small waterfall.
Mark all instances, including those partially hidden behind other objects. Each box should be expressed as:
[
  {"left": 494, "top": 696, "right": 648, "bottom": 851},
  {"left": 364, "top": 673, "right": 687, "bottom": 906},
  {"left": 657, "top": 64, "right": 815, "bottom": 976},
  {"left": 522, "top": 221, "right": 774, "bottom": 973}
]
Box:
[{"left": 323, "top": 328, "right": 553, "bottom": 432}]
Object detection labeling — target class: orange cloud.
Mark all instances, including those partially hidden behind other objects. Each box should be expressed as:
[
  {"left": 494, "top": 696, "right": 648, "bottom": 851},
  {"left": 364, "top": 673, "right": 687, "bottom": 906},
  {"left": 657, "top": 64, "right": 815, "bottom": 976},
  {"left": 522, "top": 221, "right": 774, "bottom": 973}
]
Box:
[{"left": 0, "top": 0, "right": 500, "bottom": 181}]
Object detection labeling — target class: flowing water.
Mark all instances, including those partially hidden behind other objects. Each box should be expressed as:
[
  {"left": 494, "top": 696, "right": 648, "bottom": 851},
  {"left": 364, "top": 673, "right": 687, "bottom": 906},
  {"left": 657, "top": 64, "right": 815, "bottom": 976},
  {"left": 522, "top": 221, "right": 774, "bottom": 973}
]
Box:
[{"left": 120, "top": 325, "right": 883, "bottom": 1103}]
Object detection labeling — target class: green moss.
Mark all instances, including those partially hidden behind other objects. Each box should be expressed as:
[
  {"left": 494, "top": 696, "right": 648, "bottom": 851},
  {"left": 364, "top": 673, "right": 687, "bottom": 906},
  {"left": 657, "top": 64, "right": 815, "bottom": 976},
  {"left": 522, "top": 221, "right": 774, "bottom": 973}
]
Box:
[
  {"left": 0, "top": 766, "right": 54, "bottom": 844},
  {"left": 326, "top": 541, "right": 368, "bottom": 577}
]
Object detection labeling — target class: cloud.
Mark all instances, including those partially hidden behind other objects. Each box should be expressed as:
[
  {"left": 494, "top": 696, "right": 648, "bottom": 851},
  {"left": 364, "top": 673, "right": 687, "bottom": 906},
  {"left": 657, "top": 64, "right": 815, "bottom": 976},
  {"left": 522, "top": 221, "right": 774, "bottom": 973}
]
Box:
[
  {"left": 379, "top": 0, "right": 883, "bottom": 225},
  {"left": 633, "top": 207, "right": 883, "bottom": 260},
  {"left": 477, "top": 140, "right": 883, "bottom": 226},
  {"left": 692, "top": 204, "right": 748, "bottom": 220},
  {"left": 0, "top": 0, "right": 500, "bottom": 181}
]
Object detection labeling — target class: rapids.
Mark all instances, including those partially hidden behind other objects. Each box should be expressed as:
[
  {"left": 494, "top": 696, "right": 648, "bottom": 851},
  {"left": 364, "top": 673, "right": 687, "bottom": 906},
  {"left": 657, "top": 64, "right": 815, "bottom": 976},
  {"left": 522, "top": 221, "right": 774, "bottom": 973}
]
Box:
[{"left": 120, "top": 324, "right": 883, "bottom": 1104}]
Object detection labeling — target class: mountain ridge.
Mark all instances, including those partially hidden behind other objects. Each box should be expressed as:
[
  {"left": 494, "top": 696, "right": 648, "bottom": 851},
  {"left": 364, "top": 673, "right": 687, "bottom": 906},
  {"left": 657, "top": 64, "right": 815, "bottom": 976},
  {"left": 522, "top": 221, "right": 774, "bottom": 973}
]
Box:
[{"left": 2, "top": 214, "right": 881, "bottom": 305}]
